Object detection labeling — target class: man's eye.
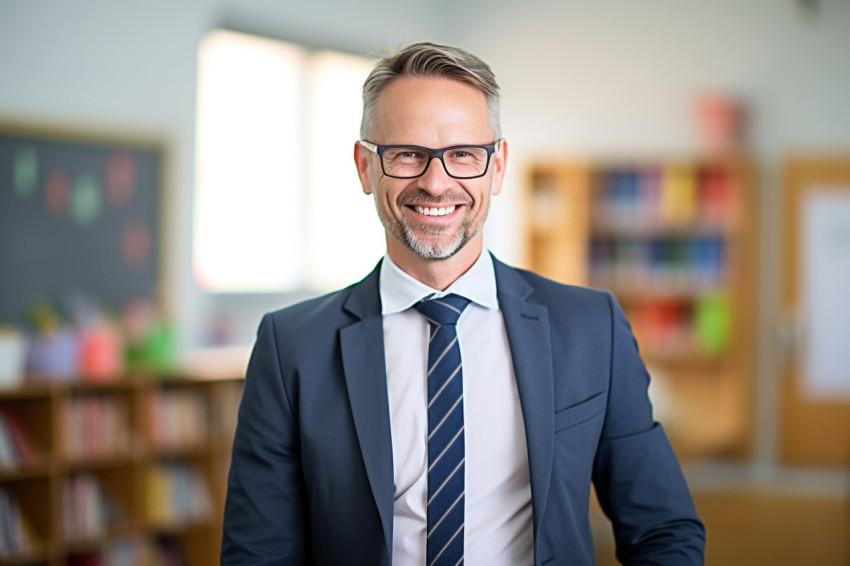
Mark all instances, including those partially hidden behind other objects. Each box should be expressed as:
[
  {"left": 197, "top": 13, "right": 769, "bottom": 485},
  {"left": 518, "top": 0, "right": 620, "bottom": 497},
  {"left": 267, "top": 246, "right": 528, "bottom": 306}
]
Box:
[
  {"left": 387, "top": 149, "right": 425, "bottom": 162},
  {"left": 449, "top": 149, "right": 481, "bottom": 161}
]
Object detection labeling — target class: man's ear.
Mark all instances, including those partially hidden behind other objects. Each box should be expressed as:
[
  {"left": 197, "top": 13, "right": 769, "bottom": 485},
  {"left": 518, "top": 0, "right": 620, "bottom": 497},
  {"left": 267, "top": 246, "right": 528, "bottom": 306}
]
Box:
[
  {"left": 490, "top": 138, "right": 508, "bottom": 196},
  {"left": 354, "top": 142, "right": 374, "bottom": 195}
]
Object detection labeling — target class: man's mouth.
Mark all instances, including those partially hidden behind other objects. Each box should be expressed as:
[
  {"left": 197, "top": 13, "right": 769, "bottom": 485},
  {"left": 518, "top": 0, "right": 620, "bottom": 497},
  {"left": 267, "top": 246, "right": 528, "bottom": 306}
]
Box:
[{"left": 413, "top": 205, "right": 457, "bottom": 217}]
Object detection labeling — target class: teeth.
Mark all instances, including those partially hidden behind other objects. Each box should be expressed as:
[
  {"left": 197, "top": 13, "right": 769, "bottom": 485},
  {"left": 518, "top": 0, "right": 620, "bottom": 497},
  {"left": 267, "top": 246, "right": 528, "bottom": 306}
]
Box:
[{"left": 415, "top": 205, "right": 456, "bottom": 216}]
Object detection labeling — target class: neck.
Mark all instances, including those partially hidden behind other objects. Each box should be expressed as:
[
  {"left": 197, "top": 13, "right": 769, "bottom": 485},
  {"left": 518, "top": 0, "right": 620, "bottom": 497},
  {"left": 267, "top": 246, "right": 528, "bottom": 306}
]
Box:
[{"left": 387, "top": 237, "right": 483, "bottom": 291}]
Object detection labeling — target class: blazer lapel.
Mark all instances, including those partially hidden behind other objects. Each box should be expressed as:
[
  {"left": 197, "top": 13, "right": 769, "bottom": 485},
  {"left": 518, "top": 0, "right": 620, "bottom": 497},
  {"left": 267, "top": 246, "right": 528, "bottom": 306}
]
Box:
[
  {"left": 493, "top": 258, "right": 555, "bottom": 538},
  {"left": 340, "top": 264, "right": 394, "bottom": 562}
]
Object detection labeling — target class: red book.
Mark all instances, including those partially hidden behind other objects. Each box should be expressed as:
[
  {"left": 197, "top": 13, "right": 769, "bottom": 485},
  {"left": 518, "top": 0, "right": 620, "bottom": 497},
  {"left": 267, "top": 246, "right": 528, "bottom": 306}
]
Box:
[{"left": 1, "top": 411, "right": 37, "bottom": 465}]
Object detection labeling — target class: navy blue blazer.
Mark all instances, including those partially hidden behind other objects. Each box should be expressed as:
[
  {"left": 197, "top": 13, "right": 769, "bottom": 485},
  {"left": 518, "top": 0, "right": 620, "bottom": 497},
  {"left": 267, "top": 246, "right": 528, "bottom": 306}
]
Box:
[{"left": 221, "top": 257, "right": 705, "bottom": 565}]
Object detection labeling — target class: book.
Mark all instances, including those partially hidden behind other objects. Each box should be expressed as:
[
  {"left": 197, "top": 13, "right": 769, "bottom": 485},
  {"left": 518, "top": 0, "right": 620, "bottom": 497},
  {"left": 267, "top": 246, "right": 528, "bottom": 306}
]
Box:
[
  {"left": 1, "top": 410, "right": 37, "bottom": 465},
  {"left": 0, "top": 418, "right": 15, "bottom": 469},
  {"left": 0, "top": 487, "right": 35, "bottom": 556}
]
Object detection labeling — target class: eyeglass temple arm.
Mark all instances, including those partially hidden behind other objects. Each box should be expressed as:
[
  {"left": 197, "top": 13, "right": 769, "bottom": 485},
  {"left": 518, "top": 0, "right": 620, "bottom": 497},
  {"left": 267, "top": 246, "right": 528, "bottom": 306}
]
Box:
[{"left": 358, "top": 140, "right": 379, "bottom": 154}]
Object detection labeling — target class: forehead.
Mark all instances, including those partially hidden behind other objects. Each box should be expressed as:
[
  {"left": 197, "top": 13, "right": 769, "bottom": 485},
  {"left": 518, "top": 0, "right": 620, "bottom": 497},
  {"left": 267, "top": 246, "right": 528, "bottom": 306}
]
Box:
[{"left": 371, "top": 76, "right": 492, "bottom": 144}]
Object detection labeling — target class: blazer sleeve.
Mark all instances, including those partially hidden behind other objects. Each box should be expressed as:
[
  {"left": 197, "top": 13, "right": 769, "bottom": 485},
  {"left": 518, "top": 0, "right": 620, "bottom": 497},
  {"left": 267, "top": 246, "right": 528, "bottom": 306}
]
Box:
[
  {"left": 592, "top": 293, "right": 706, "bottom": 565},
  {"left": 221, "top": 313, "right": 309, "bottom": 565}
]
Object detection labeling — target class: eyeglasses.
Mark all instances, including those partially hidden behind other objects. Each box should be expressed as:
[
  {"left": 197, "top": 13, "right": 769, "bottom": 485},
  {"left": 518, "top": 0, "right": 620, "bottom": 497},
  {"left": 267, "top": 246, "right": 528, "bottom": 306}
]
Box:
[{"left": 358, "top": 140, "right": 503, "bottom": 179}]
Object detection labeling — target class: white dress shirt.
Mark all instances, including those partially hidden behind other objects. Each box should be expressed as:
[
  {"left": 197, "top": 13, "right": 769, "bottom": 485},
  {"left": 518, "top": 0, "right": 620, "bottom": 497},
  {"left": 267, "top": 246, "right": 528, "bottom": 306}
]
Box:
[{"left": 380, "top": 252, "right": 533, "bottom": 566}]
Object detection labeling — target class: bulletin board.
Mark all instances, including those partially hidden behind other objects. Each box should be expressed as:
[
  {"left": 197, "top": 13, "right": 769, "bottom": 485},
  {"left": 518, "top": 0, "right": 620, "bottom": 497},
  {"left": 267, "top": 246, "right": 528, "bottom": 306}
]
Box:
[
  {"left": 780, "top": 154, "right": 850, "bottom": 466},
  {"left": 0, "top": 121, "right": 164, "bottom": 325}
]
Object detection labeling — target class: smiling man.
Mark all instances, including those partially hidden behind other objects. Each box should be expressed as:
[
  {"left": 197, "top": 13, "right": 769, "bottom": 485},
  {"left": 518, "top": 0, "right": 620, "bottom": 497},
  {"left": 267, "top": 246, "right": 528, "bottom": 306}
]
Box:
[
  {"left": 355, "top": 74, "right": 504, "bottom": 288},
  {"left": 222, "top": 42, "right": 705, "bottom": 566}
]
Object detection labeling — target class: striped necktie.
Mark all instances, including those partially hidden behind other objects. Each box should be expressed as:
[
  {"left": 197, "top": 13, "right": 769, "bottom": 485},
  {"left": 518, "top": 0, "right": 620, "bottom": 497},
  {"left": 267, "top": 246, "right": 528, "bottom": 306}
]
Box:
[{"left": 414, "top": 293, "right": 471, "bottom": 566}]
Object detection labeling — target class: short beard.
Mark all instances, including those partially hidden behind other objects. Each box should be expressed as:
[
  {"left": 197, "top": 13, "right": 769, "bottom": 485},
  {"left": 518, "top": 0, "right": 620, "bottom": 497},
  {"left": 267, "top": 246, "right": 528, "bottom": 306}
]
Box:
[
  {"left": 373, "top": 195, "right": 488, "bottom": 261},
  {"left": 401, "top": 217, "right": 472, "bottom": 260}
]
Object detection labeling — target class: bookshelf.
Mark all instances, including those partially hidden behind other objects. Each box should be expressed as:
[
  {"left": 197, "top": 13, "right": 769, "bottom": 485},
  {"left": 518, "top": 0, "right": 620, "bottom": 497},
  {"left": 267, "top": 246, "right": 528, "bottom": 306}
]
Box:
[
  {"left": 0, "top": 375, "right": 243, "bottom": 565},
  {"left": 524, "top": 156, "right": 757, "bottom": 459}
]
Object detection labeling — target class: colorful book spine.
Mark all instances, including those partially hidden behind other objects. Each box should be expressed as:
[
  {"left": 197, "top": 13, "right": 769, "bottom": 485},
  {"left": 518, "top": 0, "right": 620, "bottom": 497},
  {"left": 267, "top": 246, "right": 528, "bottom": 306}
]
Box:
[
  {"left": 661, "top": 163, "right": 696, "bottom": 227},
  {"left": 62, "top": 397, "right": 129, "bottom": 461},
  {"left": 0, "top": 409, "right": 40, "bottom": 469},
  {"left": 147, "top": 390, "right": 208, "bottom": 450},
  {"left": 62, "top": 473, "right": 122, "bottom": 541},
  {"left": 145, "top": 463, "right": 212, "bottom": 526},
  {"left": 0, "top": 488, "right": 35, "bottom": 555},
  {"left": 0, "top": 415, "right": 15, "bottom": 469}
]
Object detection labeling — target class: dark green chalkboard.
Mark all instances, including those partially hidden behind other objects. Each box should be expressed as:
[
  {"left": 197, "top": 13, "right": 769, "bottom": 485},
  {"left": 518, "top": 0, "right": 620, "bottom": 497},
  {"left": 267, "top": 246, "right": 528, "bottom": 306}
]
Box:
[{"left": 0, "top": 122, "right": 163, "bottom": 325}]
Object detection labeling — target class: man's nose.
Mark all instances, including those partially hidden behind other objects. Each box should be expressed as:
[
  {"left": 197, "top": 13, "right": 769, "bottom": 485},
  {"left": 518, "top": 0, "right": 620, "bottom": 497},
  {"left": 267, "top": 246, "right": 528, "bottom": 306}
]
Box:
[{"left": 419, "top": 156, "right": 453, "bottom": 194}]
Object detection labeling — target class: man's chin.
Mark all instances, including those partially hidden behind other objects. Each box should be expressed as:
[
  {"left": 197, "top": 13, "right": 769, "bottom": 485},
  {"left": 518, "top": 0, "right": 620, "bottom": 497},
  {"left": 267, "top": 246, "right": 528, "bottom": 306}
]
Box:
[{"left": 404, "top": 231, "right": 466, "bottom": 261}]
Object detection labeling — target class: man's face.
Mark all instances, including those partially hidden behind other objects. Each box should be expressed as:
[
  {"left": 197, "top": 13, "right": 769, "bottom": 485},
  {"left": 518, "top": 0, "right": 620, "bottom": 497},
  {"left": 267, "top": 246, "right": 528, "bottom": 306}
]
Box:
[{"left": 355, "top": 77, "right": 506, "bottom": 264}]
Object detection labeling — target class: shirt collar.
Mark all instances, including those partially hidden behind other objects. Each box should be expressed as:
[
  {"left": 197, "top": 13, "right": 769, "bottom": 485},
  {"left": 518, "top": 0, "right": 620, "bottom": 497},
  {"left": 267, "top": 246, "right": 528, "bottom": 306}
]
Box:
[{"left": 379, "top": 250, "right": 499, "bottom": 315}]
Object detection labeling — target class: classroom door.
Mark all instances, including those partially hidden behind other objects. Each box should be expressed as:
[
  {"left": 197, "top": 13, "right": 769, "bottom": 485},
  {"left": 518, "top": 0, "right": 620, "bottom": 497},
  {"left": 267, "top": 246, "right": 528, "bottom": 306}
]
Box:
[{"left": 780, "top": 156, "right": 850, "bottom": 466}]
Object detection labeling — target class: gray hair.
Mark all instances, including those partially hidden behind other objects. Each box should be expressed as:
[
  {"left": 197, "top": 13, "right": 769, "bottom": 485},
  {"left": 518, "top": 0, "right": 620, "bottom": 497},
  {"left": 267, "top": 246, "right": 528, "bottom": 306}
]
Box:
[{"left": 360, "top": 42, "right": 501, "bottom": 140}]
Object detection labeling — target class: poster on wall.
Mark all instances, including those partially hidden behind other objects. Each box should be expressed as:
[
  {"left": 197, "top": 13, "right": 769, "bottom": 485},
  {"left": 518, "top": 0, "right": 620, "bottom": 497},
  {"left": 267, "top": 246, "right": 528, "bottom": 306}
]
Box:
[
  {"left": 802, "top": 189, "right": 850, "bottom": 400},
  {"left": 0, "top": 123, "right": 163, "bottom": 326}
]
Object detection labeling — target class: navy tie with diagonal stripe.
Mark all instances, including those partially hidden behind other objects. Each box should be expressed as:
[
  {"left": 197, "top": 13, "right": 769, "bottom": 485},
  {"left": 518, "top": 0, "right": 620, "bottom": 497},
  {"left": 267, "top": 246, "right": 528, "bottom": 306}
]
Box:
[{"left": 414, "top": 293, "right": 471, "bottom": 566}]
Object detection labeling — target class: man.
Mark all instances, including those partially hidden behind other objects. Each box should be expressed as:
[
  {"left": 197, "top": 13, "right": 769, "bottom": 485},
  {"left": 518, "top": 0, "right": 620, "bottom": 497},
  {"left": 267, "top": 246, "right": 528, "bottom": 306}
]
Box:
[{"left": 222, "top": 42, "right": 705, "bottom": 565}]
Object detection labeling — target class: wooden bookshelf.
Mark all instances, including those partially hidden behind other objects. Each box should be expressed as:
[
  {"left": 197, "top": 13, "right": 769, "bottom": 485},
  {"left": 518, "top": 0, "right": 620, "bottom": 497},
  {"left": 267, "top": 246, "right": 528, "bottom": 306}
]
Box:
[
  {"left": 524, "top": 156, "right": 757, "bottom": 459},
  {"left": 0, "top": 375, "right": 243, "bottom": 565}
]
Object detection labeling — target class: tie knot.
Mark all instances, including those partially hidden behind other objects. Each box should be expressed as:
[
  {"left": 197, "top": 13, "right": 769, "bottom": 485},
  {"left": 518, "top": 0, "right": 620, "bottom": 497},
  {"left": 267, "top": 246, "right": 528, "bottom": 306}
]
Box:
[{"left": 413, "top": 293, "right": 470, "bottom": 326}]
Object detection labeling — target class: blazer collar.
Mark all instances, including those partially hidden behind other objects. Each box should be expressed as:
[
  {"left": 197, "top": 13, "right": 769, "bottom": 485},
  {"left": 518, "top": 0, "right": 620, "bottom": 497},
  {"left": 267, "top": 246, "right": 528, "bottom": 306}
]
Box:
[{"left": 343, "top": 259, "right": 383, "bottom": 320}]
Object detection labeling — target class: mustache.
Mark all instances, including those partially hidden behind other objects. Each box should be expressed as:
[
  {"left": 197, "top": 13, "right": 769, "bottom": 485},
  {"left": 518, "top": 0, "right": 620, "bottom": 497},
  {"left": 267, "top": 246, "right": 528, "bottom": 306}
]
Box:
[{"left": 397, "top": 189, "right": 472, "bottom": 206}]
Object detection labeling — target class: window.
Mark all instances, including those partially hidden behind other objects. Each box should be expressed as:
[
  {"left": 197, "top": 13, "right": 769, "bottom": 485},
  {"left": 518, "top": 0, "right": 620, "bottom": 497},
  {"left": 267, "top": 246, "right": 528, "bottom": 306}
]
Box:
[{"left": 194, "top": 30, "right": 384, "bottom": 293}]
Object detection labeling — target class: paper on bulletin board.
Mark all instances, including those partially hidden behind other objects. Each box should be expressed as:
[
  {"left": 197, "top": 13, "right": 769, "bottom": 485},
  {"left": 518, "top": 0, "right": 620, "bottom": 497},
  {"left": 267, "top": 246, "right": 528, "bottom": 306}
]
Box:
[{"left": 802, "top": 189, "right": 850, "bottom": 400}]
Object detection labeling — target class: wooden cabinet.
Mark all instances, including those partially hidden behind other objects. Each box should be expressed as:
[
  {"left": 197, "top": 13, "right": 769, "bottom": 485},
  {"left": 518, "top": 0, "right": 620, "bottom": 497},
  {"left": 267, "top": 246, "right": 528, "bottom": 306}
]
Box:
[
  {"left": 0, "top": 376, "right": 243, "bottom": 565},
  {"left": 524, "top": 157, "right": 757, "bottom": 459}
]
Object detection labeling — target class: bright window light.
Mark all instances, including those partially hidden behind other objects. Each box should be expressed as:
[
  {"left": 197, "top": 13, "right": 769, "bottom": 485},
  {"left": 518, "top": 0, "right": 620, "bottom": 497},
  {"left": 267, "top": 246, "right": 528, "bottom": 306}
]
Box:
[
  {"left": 305, "top": 51, "right": 385, "bottom": 290},
  {"left": 194, "top": 31, "right": 383, "bottom": 293}
]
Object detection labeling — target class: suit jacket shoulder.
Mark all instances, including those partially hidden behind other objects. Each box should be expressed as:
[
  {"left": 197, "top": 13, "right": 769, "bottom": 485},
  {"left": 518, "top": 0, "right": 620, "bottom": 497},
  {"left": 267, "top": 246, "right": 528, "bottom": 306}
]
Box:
[
  {"left": 263, "top": 260, "right": 382, "bottom": 349},
  {"left": 493, "top": 257, "right": 622, "bottom": 353}
]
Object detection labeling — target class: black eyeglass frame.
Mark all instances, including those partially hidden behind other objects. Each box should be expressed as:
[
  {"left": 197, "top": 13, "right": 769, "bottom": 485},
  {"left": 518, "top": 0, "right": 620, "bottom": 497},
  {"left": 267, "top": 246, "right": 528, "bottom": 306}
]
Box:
[{"left": 358, "top": 139, "right": 503, "bottom": 179}]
